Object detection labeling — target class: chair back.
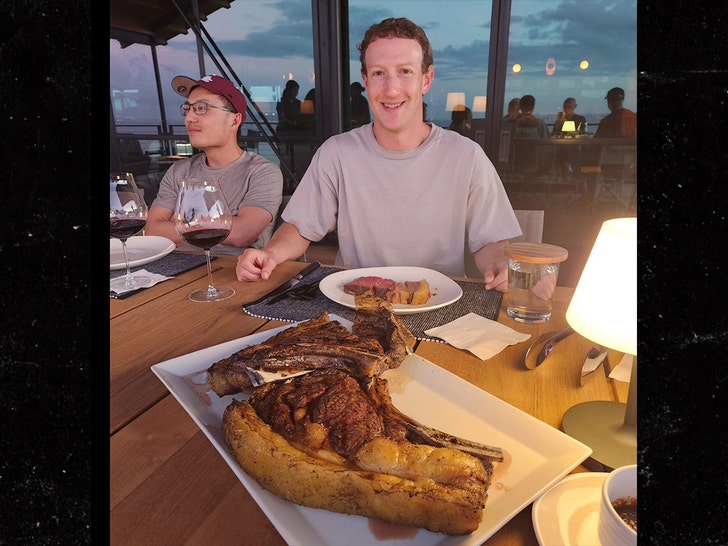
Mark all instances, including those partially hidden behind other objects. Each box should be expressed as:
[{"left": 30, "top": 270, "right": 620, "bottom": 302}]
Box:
[
  {"left": 598, "top": 145, "right": 637, "bottom": 183},
  {"left": 497, "top": 119, "right": 517, "bottom": 173},
  {"left": 464, "top": 209, "right": 544, "bottom": 277},
  {"left": 118, "top": 138, "right": 151, "bottom": 176},
  {"left": 511, "top": 209, "right": 544, "bottom": 243}
]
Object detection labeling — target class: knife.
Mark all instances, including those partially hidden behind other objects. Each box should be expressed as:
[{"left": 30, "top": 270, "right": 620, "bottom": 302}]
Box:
[
  {"left": 267, "top": 279, "right": 321, "bottom": 304},
  {"left": 535, "top": 326, "right": 574, "bottom": 366},
  {"left": 524, "top": 326, "right": 575, "bottom": 369},
  {"left": 242, "top": 261, "right": 321, "bottom": 308},
  {"left": 580, "top": 344, "right": 609, "bottom": 385}
]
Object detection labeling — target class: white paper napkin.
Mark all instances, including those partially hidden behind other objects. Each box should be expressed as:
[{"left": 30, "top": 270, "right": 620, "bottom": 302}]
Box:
[
  {"left": 424, "top": 312, "right": 531, "bottom": 360},
  {"left": 110, "top": 269, "right": 171, "bottom": 295}
]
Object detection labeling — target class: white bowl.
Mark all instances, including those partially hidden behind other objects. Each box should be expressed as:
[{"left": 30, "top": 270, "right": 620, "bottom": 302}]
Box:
[{"left": 598, "top": 464, "right": 637, "bottom": 545}]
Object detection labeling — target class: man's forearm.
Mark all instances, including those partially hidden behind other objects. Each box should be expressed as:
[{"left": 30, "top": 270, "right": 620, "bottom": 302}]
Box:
[{"left": 264, "top": 222, "right": 312, "bottom": 263}]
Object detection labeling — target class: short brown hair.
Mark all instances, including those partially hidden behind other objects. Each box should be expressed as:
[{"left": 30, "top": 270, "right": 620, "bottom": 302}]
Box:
[
  {"left": 357, "top": 17, "right": 433, "bottom": 75},
  {"left": 519, "top": 94, "right": 536, "bottom": 112}
]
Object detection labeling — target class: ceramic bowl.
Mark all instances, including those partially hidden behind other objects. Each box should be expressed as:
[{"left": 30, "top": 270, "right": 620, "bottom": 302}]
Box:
[{"left": 597, "top": 464, "right": 637, "bottom": 545}]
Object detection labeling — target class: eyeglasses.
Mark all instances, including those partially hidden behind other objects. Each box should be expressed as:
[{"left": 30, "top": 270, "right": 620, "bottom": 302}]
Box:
[{"left": 180, "top": 101, "right": 235, "bottom": 117}]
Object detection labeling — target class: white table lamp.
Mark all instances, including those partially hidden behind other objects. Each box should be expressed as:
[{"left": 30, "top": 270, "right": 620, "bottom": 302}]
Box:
[
  {"left": 472, "top": 96, "right": 487, "bottom": 117},
  {"left": 561, "top": 120, "right": 576, "bottom": 133},
  {"left": 562, "top": 217, "right": 637, "bottom": 470},
  {"left": 446, "top": 92, "right": 466, "bottom": 112}
]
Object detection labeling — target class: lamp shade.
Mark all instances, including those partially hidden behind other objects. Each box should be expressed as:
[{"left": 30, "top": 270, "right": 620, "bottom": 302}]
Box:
[
  {"left": 561, "top": 120, "right": 576, "bottom": 132},
  {"left": 472, "top": 95, "right": 487, "bottom": 113},
  {"left": 566, "top": 217, "right": 637, "bottom": 355},
  {"left": 446, "top": 92, "right": 466, "bottom": 112}
]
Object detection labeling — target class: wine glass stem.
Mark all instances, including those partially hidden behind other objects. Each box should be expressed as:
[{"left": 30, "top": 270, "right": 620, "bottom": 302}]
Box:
[
  {"left": 204, "top": 249, "right": 217, "bottom": 297},
  {"left": 122, "top": 240, "right": 134, "bottom": 287}
]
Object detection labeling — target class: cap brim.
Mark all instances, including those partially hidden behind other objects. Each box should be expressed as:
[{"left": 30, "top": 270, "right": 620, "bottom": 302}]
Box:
[{"left": 171, "top": 75, "right": 199, "bottom": 98}]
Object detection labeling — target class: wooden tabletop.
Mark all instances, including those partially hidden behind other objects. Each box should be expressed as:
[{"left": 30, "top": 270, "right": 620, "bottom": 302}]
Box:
[{"left": 110, "top": 254, "right": 629, "bottom": 545}]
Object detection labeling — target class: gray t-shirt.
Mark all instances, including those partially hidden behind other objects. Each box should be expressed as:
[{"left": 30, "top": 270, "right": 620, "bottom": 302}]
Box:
[
  {"left": 282, "top": 123, "right": 521, "bottom": 276},
  {"left": 515, "top": 117, "right": 550, "bottom": 139},
  {"left": 153, "top": 151, "right": 283, "bottom": 251}
]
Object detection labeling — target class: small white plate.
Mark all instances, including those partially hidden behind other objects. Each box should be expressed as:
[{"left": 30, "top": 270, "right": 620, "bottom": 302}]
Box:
[
  {"left": 319, "top": 266, "right": 463, "bottom": 315},
  {"left": 532, "top": 472, "right": 608, "bottom": 546},
  {"left": 110, "top": 235, "right": 175, "bottom": 270}
]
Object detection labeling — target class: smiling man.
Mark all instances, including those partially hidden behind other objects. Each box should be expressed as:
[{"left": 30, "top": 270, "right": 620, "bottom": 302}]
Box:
[
  {"left": 236, "top": 17, "right": 520, "bottom": 289},
  {"left": 146, "top": 75, "right": 283, "bottom": 252}
]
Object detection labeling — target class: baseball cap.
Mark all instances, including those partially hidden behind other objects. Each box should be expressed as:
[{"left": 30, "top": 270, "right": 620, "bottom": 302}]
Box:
[
  {"left": 605, "top": 87, "right": 625, "bottom": 100},
  {"left": 172, "top": 74, "right": 247, "bottom": 122}
]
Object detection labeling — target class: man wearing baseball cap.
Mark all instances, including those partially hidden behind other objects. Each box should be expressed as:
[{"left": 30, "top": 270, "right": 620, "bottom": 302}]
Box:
[
  {"left": 146, "top": 75, "right": 283, "bottom": 252},
  {"left": 594, "top": 87, "right": 637, "bottom": 139},
  {"left": 574, "top": 87, "right": 636, "bottom": 208}
]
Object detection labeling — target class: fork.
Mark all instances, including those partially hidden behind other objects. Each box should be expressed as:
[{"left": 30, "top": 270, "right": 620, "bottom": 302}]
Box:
[{"left": 287, "top": 281, "right": 320, "bottom": 301}]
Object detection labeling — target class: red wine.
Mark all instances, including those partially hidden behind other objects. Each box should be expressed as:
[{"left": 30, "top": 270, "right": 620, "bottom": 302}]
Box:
[
  {"left": 110, "top": 218, "right": 146, "bottom": 239},
  {"left": 181, "top": 228, "right": 230, "bottom": 249}
]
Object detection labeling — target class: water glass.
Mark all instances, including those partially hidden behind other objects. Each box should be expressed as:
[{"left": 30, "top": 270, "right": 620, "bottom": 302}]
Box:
[{"left": 505, "top": 242, "right": 568, "bottom": 323}]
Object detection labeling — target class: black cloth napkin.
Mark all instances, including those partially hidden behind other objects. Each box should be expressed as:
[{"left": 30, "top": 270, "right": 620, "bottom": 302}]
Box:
[
  {"left": 242, "top": 266, "right": 502, "bottom": 341},
  {"left": 110, "top": 252, "right": 214, "bottom": 281}
]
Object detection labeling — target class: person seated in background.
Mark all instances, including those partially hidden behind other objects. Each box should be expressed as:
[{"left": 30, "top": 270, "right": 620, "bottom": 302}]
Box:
[
  {"left": 594, "top": 87, "right": 637, "bottom": 139},
  {"left": 276, "top": 79, "right": 302, "bottom": 132},
  {"left": 512, "top": 94, "right": 550, "bottom": 174},
  {"left": 576, "top": 87, "right": 637, "bottom": 207},
  {"left": 235, "top": 17, "right": 521, "bottom": 290},
  {"left": 551, "top": 97, "right": 587, "bottom": 180},
  {"left": 502, "top": 97, "right": 520, "bottom": 121},
  {"left": 514, "top": 94, "right": 549, "bottom": 139},
  {"left": 552, "top": 97, "right": 587, "bottom": 136},
  {"left": 350, "top": 82, "right": 371, "bottom": 126},
  {"left": 146, "top": 74, "right": 283, "bottom": 254},
  {"left": 447, "top": 105, "right": 472, "bottom": 137}
]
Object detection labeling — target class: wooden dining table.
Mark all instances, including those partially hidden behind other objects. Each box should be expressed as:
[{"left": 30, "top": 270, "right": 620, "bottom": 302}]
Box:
[{"left": 110, "top": 254, "right": 629, "bottom": 545}]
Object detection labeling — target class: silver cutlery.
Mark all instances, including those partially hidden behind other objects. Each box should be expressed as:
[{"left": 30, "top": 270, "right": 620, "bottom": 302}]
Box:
[
  {"left": 580, "top": 344, "right": 609, "bottom": 385},
  {"left": 269, "top": 280, "right": 321, "bottom": 303},
  {"left": 242, "top": 261, "right": 321, "bottom": 307},
  {"left": 524, "top": 326, "right": 575, "bottom": 369}
]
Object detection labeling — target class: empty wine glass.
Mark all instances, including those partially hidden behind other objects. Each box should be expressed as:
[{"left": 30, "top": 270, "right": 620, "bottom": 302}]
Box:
[
  {"left": 174, "top": 178, "right": 235, "bottom": 302},
  {"left": 110, "top": 172, "right": 153, "bottom": 292}
]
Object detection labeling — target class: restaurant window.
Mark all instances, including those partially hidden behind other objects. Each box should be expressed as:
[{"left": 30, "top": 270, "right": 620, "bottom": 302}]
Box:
[
  {"left": 498, "top": 0, "right": 637, "bottom": 208},
  {"left": 504, "top": 0, "right": 637, "bottom": 131},
  {"left": 111, "top": 0, "right": 636, "bottom": 219}
]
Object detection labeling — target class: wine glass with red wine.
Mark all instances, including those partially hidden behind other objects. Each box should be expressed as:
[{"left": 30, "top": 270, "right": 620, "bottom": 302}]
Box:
[
  {"left": 110, "top": 172, "right": 153, "bottom": 292},
  {"left": 174, "top": 178, "right": 235, "bottom": 302}
]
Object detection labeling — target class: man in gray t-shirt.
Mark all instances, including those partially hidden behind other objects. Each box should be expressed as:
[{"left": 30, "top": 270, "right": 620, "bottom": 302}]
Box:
[
  {"left": 147, "top": 74, "right": 282, "bottom": 253},
  {"left": 236, "top": 18, "right": 520, "bottom": 289}
]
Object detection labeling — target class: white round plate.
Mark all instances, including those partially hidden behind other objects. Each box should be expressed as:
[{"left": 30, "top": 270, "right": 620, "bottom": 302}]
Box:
[
  {"left": 110, "top": 235, "right": 175, "bottom": 270},
  {"left": 319, "top": 266, "right": 463, "bottom": 315},
  {"left": 532, "top": 472, "right": 609, "bottom": 546}
]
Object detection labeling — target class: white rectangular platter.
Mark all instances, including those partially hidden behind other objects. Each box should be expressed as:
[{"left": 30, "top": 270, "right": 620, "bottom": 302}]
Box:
[{"left": 151, "top": 315, "right": 591, "bottom": 546}]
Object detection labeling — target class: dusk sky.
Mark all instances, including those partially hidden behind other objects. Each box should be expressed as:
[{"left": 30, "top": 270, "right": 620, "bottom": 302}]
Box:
[{"left": 110, "top": 0, "right": 636, "bottom": 124}]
